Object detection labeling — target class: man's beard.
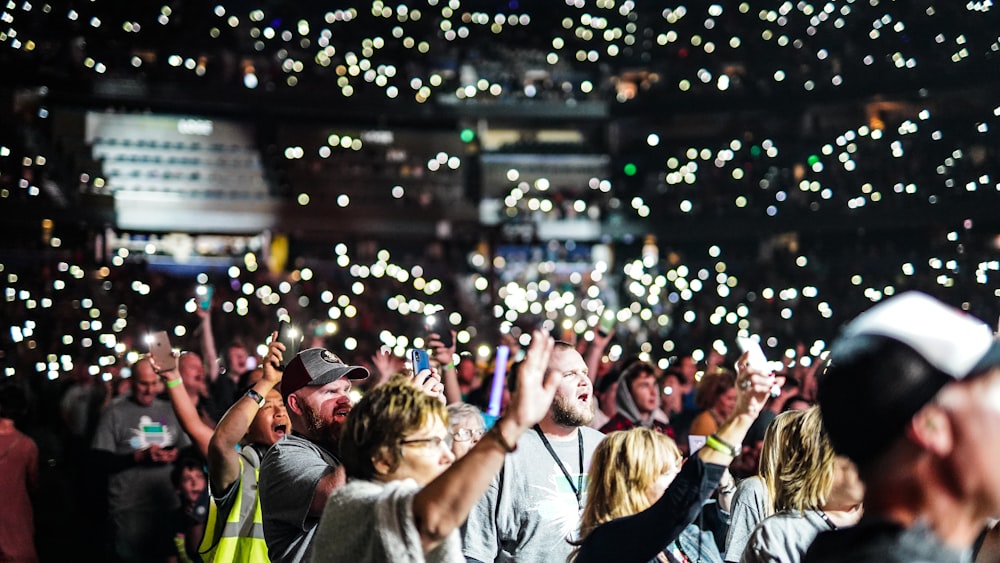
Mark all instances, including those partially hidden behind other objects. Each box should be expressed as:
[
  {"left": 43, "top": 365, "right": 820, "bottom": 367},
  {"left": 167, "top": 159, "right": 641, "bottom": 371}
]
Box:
[
  {"left": 551, "top": 392, "right": 595, "bottom": 427},
  {"left": 303, "top": 408, "right": 344, "bottom": 448}
]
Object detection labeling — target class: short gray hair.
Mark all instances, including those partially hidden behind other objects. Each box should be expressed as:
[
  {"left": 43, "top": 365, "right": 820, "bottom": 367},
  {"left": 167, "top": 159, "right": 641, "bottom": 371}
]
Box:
[{"left": 446, "top": 402, "right": 485, "bottom": 429}]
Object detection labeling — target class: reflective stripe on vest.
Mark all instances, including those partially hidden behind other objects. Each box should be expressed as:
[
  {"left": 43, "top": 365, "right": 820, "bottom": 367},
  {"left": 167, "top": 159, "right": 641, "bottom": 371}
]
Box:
[{"left": 199, "top": 448, "right": 270, "bottom": 563}]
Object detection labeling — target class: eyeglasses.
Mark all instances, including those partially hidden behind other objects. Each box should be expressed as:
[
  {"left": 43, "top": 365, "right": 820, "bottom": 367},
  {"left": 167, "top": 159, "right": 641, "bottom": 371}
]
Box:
[
  {"left": 399, "top": 436, "right": 450, "bottom": 454},
  {"left": 451, "top": 427, "right": 485, "bottom": 443}
]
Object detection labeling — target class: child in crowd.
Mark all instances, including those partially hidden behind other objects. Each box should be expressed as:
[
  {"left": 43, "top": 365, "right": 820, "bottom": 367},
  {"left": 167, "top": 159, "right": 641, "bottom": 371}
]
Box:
[{"left": 169, "top": 452, "right": 210, "bottom": 563}]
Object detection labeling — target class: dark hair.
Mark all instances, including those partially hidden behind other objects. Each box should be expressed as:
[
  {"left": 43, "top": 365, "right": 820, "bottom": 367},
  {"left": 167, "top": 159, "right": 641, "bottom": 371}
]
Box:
[
  {"left": 695, "top": 368, "right": 737, "bottom": 411},
  {"left": 0, "top": 385, "right": 29, "bottom": 421},
  {"left": 506, "top": 359, "right": 522, "bottom": 394},
  {"left": 621, "top": 361, "right": 656, "bottom": 386},
  {"left": 781, "top": 395, "right": 814, "bottom": 412},
  {"left": 596, "top": 368, "right": 621, "bottom": 395},
  {"left": 661, "top": 368, "right": 688, "bottom": 385},
  {"left": 170, "top": 453, "right": 207, "bottom": 488},
  {"left": 819, "top": 335, "right": 950, "bottom": 474}
]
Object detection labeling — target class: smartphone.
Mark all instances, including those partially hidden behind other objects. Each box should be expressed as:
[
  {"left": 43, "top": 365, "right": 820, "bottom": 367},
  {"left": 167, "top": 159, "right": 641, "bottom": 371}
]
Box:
[
  {"left": 427, "top": 315, "right": 453, "bottom": 348},
  {"left": 277, "top": 321, "right": 303, "bottom": 369},
  {"left": 196, "top": 284, "right": 213, "bottom": 311},
  {"left": 736, "top": 336, "right": 782, "bottom": 397},
  {"left": 410, "top": 348, "right": 431, "bottom": 374},
  {"left": 436, "top": 329, "right": 454, "bottom": 349},
  {"left": 598, "top": 309, "right": 616, "bottom": 337},
  {"left": 148, "top": 331, "right": 177, "bottom": 371},
  {"left": 736, "top": 336, "right": 769, "bottom": 372}
]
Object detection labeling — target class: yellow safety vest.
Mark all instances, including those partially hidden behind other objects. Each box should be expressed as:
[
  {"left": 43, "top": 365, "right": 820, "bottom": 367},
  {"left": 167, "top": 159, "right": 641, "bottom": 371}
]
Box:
[{"left": 199, "top": 447, "right": 270, "bottom": 563}]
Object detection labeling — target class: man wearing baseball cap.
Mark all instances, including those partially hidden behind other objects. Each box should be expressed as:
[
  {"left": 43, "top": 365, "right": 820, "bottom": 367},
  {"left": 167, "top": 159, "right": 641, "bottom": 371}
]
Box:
[
  {"left": 258, "top": 348, "right": 369, "bottom": 563},
  {"left": 805, "top": 292, "right": 1000, "bottom": 562}
]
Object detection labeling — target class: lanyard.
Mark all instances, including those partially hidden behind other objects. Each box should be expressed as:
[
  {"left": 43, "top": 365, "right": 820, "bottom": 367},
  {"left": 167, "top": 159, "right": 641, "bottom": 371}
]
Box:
[
  {"left": 533, "top": 425, "right": 584, "bottom": 508},
  {"left": 818, "top": 510, "right": 838, "bottom": 530}
]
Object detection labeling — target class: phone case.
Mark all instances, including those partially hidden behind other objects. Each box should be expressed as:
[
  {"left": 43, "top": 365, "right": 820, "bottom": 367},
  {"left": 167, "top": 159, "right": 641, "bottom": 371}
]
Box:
[
  {"left": 197, "top": 284, "right": 213, "bottom": 310},
  {"left": 437, "top": 329, "right": 453, "bottom": 349},
  {"left": 736, "top": 336, "right": 769, "bottom": 371},
  {"left": 410, "top": 349, "right": 431, "bottom": 374},
  {"left": 277, "top": 321, "right": 303, "bottom": 367},
  {"left": 148, "top": 331, "right": 177, "bottom": 371},
  {"left": 598, "top": 309, "right": 616, "bottom": 335}
]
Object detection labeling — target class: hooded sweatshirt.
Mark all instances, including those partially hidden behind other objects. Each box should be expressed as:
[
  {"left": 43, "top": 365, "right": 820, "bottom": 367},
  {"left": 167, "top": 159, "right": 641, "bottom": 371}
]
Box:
[{"left": 599, "top": 372, "right": 673, "bottom": 435}]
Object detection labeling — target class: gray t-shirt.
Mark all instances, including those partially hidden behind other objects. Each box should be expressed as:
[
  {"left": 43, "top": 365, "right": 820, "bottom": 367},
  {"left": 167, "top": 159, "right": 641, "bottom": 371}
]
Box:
[
  {"left": 91, "top": 396, "right": 190, "bottom": 513},
  {"left": 259, "top": 434, "right": 339, "bottom": 563},
  {"left": 462, "top": 426, "right": 604, "bottom": 563},
  {"left": 311, "top": 478, "right": 463, "bottom": 563},
  {"left": 741, "top": 510, "right": 829, "bottom": 563},
  {"left": 804, "top": 519, "right": 971, "bottom": 563},
  {"left": 725, "top": 476, "right": 768, "bottom": 562}
]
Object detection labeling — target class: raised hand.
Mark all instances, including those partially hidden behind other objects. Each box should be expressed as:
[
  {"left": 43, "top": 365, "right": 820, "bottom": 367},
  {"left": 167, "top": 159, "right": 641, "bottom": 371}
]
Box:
[
  {"left": 407, "top": 366, "right": 446, "bottom": 404},
  {"left": 262, "top": 332, "right": 285, "bottom": 386},
  {"left": 371, "top": 346, "right": 403, "bottom": 383},
  {"left": 149, "top": 352, "right": 180, "bottom": 380},
  {"left": 734, "top": 351, "right": 785, "bottom": 419},
  {"left": 427, "top": 331, "right": 456, "bottom": 365}
]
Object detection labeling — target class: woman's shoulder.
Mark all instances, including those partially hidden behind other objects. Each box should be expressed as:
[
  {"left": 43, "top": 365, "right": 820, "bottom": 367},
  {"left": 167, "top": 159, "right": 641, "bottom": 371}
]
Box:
[{"left": 332, "top": 478, "right": 420, "bottom": 503}]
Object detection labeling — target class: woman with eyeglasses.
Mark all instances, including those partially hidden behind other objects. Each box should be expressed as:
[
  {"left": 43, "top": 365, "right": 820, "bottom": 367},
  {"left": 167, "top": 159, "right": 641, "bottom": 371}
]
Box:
[
  {"left": 309, "top": 331, "right": 559, "bottom": 563},
  {"left": 446, "top": 402, "right": 486, "bottom": 458}
]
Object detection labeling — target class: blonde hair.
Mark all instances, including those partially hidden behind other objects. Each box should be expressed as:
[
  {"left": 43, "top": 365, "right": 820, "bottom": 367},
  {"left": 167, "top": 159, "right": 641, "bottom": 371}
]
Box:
[
  {"left": 574, "top": 429, "right": 682, "bottom": 555},
  {"left": 757, "top": 409, "right": 806, "bottom": 517},
  {"left": 340, "top": 376, "right": 448, "bottom": 481},
  {"left": 772, "top": 405, "right": 836, "bottom": 513}
]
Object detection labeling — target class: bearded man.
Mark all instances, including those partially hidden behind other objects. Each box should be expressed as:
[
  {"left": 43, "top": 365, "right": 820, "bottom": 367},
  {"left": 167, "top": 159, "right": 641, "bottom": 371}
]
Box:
[
  {"left": 463, "top": 341, "right": 605, "bottom": 563},
  {"left": 257, "top": 348, "right": 368, "bottom": 563}
]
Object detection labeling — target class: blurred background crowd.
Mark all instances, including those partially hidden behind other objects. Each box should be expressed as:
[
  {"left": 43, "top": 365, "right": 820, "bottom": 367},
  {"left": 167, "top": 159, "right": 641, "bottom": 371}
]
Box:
[{"left": 1, "top": 0, "right": 999, "bottom": 559}]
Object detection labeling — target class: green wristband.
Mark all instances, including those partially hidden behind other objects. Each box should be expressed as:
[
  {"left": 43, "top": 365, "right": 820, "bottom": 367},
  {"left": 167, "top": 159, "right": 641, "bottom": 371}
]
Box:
[{"left": 706, "top": 434, "right": 740, "bottom": 457}]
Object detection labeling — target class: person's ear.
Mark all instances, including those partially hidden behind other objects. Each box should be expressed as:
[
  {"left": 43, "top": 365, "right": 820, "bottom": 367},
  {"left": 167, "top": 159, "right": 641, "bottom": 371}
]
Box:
[
  {"left": 286, "top": 392, "right": 304, "bottom": 417},
  {"left": 372, "top": 447, "right": 394, "bottom": 477},
  {"left": 906, "top": 404, "right": 953, "bottom": 456}
]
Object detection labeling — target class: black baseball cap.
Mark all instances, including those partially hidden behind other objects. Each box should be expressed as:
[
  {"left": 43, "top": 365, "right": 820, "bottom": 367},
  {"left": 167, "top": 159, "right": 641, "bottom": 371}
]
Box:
[{"left": 819, "top": 292, "right": 1000, "bottom": 467}]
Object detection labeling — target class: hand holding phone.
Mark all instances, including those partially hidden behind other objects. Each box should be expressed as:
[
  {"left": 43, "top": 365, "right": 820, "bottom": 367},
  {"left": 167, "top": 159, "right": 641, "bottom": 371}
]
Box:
[
  {"left": 736, "top": 336, "right": 769, "bottom": 372},
  {"left": 435, "top": 330, "right": 454, "bottom": 349},
  {"left": 427, "top": 315, "right": 453, "bottom": 348},
  {"left": 410, "top": 348, "right": 431, "bottom": 377},
  {"left": 597, "top": 309, "right": 616, "bottom": 337},
  {"left": 147, "top": 331, "right": 177, "bottom": 372},
  {"left": 276, "top": 321, "right": 303, "bottom": 369},
  {"left": 736, "top": 336, "right": 781, "bottom": 397},
  {"left": 196, "top": 284, "right": 213, "bottom": 311}
]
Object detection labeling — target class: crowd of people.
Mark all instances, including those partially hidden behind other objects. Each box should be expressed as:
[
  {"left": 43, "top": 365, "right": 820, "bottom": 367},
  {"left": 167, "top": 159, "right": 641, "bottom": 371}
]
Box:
[
  {"left": 2, "top": 286, "right": 1000, "bottom": 562},
  {"left": 2, "top": 3, "right": 1000, "bottom": 560}
]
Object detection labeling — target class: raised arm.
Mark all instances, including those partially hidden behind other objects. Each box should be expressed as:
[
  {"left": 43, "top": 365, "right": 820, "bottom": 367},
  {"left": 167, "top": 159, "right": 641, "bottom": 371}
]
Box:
[
  {"left": 575, "top": 354, "right": 776, "bottom": 563},
  {"left": 370, "top": 346, "right": 400, "bottom": 388},
  {"left": 698, "top": 353, "right": 779, "bottom": 467},
  {"left": 198, "top": 308, "right": 221, "bottom": 383},
  {"left": 151, "top": 354, "right": 213, "bottom": 458},
  {"left": 206, "top": 333, "right": 285, "bottom": 493},
  {"left": 428, "top": 331, "right": 461, "bottom": 404},
  {"left": 411, "top": 330, "right": 561, "bottom": 551},
  {"left": 584, "top": 329, "right": 613, "bottom": 385}
]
